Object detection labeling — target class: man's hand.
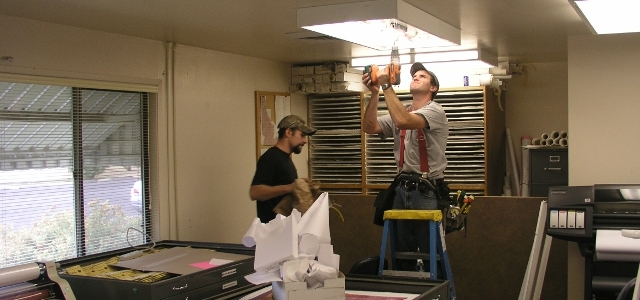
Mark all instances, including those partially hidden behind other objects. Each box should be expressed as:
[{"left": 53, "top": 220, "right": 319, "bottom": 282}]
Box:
[
  {"left": 377, "top": 66, "right": 391, "bottom": 85},
  {"left": 362, "top": 72, "right": 380, "bottom": 93}
]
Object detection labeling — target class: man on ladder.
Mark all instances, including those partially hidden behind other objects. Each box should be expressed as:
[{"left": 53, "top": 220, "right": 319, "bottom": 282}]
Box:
[{"left": 362, "top": 62, "right": 452, "bottom": 285}]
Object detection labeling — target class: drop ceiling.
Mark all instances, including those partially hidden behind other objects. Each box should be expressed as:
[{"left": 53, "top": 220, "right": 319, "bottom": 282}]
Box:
[{"left": 0, "top": 0, "right": 591, "bottom": 64}]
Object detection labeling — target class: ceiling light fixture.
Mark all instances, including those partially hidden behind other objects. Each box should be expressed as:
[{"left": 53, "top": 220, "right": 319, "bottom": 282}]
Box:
[
  {"left": 297, "top": 0, "right": 461, "bottom": 51},
  {"left": 569, "top": 0, "right": 640, "bottom": 34},
  {"left": 415, "top": 49, "right": 498, "bottom": 70},
  {"left": 351, "top": 49, "right": 496, "bottom": 70},
  {"left": 351, "top": 54, "right": 412, "bottom": 68}
]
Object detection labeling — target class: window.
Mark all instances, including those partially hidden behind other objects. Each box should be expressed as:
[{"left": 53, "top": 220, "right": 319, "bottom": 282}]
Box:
[{"left": 0, "top": 81, "right": 151, "bottom": 268}]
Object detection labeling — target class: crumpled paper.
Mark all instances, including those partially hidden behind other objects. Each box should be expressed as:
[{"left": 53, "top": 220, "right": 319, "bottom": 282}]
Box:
[
  {"left": 274, "top": 179, "right": 322, "bottom": 216},
  {"left": 242, "top": 192, "right": 340, "bottom": 288},
  {"left": 279, "top": 258, "right": 339, "bottom": 289}
]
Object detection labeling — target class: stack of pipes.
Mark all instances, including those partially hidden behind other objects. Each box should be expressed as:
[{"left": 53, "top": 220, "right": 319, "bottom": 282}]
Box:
[{"left": 531, "top": 131, "right": 568, "bottom": 147}]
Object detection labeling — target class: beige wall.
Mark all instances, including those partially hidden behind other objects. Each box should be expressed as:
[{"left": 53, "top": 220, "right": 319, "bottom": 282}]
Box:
[
  {"left": 566, "top": 32, "right": 640, "bottom": 300},
  {"left": 506, "top": 62, "right": 569, "bottom": 186},
  {"left": 170, "top": 45, "right": 303, "bottom": 243}
]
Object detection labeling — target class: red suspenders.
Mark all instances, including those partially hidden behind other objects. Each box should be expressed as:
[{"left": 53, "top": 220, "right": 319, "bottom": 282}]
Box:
[{"left": 398, "top": 112, "right": 429, "bottom": 173}]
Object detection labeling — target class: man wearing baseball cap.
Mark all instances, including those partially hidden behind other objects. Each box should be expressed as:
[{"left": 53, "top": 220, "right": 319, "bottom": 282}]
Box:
[
  {"left": 362, "top": 62, "right": 449, "bottom": 271},
  {"left": 249, "top": 114, "right": 316, "bottom": 223}
]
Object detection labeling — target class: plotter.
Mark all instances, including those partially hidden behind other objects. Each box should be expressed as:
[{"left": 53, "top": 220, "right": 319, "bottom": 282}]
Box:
[{"left": 546, "top": 184, "right": 640, "bottom": 300}]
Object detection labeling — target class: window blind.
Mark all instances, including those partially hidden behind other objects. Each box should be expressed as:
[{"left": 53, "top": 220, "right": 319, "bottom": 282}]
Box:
[{"left": 0, "top": 81, "right": 151, "bottom": 268}]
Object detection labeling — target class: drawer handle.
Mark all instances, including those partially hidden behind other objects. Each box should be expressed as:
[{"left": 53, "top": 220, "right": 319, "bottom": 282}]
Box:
[
  {"left": 545, "top": 167, "right": 562, "bottom": 171},
  {"left": 172, "top": 283, "right": 188, "bottom": 291},
  {"left": 549, "top": 155, "right": 560, "bottom": 162}
]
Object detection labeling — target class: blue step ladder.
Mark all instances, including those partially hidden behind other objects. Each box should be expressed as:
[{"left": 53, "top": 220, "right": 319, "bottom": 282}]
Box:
[{"left": 378, "top": 209, "right": 456, "bottom": 300}]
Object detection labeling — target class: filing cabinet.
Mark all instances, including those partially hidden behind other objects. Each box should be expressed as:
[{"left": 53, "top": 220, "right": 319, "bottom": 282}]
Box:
[
  {"left": 57, "top": 240, "right": 255, "bottom": 300},
  {"left": 529, "top": 147, "right": 568, "bottom": 197}
]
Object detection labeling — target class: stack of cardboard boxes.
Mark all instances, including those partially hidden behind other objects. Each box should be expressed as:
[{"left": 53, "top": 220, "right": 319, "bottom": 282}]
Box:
[{"left": 290, "top": 63, "right": 366, "bottom": 93}]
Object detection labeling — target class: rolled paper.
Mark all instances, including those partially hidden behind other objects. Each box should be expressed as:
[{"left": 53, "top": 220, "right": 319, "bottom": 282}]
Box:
[
  {"left": 560, "top": 138, "right": 568, "bottom": 147},
  {"left": 560, "top": 131, "right": 568, "bottom": 139},
  {"left": 541, "top": 133, "right": 549, "bottom": 140},
  {"left": 0, "top": 263, "right": 41, "bottom": 287},
  {"left": 546, "top": 138, "right": 555, "bottom": 146},
  {"left": 551, "top": 131, "right": 560, "bottom": 139}
]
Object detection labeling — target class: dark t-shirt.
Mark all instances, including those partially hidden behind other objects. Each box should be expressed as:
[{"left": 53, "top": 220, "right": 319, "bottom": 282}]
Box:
[{"left": 251, "top": 146, "right": 298, "bottom": 223}]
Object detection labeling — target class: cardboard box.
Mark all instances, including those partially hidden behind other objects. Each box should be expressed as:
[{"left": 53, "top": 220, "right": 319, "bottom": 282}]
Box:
[
  {"left": 271, "top": 273, "right": 345, "bottom": 300},
  {"left": 333, "top": 71, "right": 362, "bottom": 82},
  {"left": 314, "top": 64, "right": 332, "bottom": 74},
  {"left": 330, "top": 81, "right": 366, "bottom": 92},
  {"left": 334, "top": 64, "right": 362, "bottom": 74},
  {"left": 315, "top": 83, "right": 330, "bottom": 93}
]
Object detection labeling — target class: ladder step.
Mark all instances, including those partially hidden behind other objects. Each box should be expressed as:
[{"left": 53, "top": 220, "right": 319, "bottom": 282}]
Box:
[
  {"left": 382, "top": 270, "right": 431, "bottom": 279},
  {"left": 395, "top": 252, "right": 440, "bottom": 260}
]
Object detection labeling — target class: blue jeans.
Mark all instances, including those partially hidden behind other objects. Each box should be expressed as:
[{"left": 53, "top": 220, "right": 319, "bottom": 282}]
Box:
[{"left": 392, "top": 184, "right": 438, "bottom": 270}]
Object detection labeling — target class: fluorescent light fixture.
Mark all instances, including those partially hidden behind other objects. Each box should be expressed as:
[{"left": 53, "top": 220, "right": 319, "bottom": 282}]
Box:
[
  {"left": 570, "top": 0, "right": 640, "bottom": 34},
  {"left": 415, "top": 49, "right": 498, "bottom": 70},
  {"left": 351, "top": 49, "right": 497, "bottom": 71},
  {"left": 297, "top": 0, "right": 460, "bottom": 51},
  {"left": 351, "top": 54, "right": 411, "bottom": 67}
]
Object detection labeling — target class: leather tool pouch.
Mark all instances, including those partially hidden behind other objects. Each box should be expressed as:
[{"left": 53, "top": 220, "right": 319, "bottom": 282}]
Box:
[{"left": 436, "top": 182, "right": 467, "bottom": 234}]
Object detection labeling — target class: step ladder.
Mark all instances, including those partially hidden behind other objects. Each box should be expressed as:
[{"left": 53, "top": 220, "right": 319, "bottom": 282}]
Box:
[{"left": 378, "top": 209, "right": 456, "bottom": 300}]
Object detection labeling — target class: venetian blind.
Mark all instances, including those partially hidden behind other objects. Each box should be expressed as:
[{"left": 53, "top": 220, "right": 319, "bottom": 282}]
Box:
[{"left": 0, "top": 81, "right": 152, "bottom": 268}]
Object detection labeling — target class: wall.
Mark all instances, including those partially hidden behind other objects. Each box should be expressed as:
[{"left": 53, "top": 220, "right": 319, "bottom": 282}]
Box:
[
  {"left": 566, "top": 32, "right": 640, "bottom": 300},
  {"left": 171, "top": 45, "right": 302, "bottom": 243},
  {"left": 0, "top": 15, "right": 310, "bottom": 245},
  {"left": 505, "top": 62, "right": 569, "bottom": 194}
]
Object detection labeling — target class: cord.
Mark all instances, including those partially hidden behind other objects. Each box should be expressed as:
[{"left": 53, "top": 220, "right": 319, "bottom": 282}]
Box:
[
  {"left": 126, "top": 227, "right": 156, "bottom": 251},
  {"left": 616, "top": 277, "right": 636, "bottom": 300}
]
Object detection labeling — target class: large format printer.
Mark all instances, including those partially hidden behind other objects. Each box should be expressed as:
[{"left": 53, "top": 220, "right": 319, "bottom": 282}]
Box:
[{"left": 546, "top": 184, "right": 640, "bottom": 300}]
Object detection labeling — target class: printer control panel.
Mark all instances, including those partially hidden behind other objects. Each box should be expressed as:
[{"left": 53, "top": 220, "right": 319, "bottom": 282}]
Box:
[
  {"left": 546, "top": 206, "right": 594, "bottom": 242},
  {"left": 545, "top": 186, "right": 595, "bottom": 242},
  {"left": 549, "top": 209, "right": 585, "bottom": 229}
]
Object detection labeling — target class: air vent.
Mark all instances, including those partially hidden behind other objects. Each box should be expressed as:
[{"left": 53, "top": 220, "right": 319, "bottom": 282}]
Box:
[
  {"left": 298, "top": 35, "right": 340, "bottom": 41},
  {"left": 285, "top": 31, "right": 341, "bottom": 43}
]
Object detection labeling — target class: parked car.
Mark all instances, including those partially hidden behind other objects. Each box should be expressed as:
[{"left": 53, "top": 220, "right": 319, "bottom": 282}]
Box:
[{"left": 130, "top": 180, "right": 142, "bottom": 210}]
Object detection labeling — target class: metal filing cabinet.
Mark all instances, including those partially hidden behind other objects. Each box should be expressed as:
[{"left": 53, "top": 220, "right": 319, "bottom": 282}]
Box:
[
  {"left": 57, "top": 241, "right": 255, "bottom": 300},
  {"left": 529, "top": 147, "right": 568, "bottom": 197}
]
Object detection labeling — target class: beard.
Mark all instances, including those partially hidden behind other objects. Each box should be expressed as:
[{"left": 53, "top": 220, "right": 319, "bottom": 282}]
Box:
[{"left": 292, "top": 144, "right": 303, "bottom": 154}]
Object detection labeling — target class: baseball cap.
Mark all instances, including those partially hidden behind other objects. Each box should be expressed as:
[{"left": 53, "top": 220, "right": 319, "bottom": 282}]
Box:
[
  {"left": 277, "top": 115, "right": 317, "bottom": 135},
  {"left": 410, "top": 62, "right": 440, "bottom": 90}
]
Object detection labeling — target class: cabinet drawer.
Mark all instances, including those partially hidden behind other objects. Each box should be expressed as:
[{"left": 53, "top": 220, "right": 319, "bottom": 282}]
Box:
[
  {"left": 155, "top": 260, "right": 254, "bottom": 298},
  {"left": 163, "top": 275, "right": 252, "bottom": 300},
  {"left": 530, "top": 149, "right": 568, "bottom": 185},
  {"left": 530, "top": 183, "right": 565, "bottom": 197}
]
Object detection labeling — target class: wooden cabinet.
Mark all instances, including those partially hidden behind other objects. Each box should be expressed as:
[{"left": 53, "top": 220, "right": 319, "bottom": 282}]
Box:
[
  {"left": 528, "top": 147, "right": 568, "bottom": 196},
  {"left": 307, "top": 86, "right": 506, "bottom": 196}
]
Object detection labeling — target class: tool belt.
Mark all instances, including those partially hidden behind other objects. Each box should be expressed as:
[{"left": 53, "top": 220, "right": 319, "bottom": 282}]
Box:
[{"left": 397, "top": 172, "right": 443, "bottom": 193}]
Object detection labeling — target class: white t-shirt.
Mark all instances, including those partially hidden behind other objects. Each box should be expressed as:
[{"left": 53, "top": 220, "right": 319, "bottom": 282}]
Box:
[{"left": 377, "top": 101, "right": 449, "bottom": 180}]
